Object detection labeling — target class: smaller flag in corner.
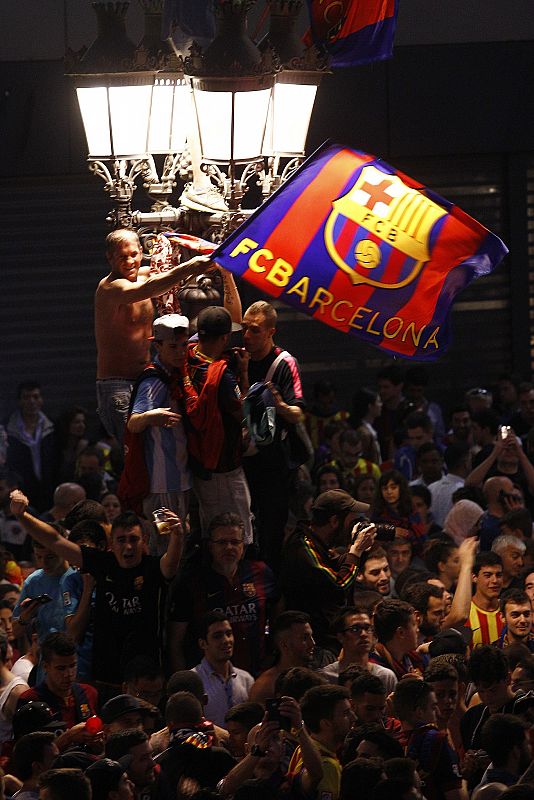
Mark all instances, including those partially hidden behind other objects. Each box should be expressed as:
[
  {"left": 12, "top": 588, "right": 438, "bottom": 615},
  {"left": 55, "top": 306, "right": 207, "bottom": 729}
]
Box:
[{"left": 306, "top": 0, "right": 399, "bottom": 68}]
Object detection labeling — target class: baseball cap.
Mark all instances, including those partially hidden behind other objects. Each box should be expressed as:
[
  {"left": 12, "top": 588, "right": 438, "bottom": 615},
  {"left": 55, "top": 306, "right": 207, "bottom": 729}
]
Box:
[
  {"left": 428, "top": 626, "right": 473, "bottom": 658},
  {"left": 12, "top": 701, "right": 66, "bottom": 739},
  {"left": 52, "top": 750, "right": 99, "bottom": 770},
  {"left": 311, "top": 489, "right": 370, "bottom": 517},
  {"left": 100, "top": 694, "right": 157, "bottom": 724},
  {"left": 197, "top": 306, "right": 242, "bottom": 337},
  {"left": 86, "top": 757, "right": 132, "bottom": 799},
  {"left": 149, "top": 314, "right": 190, "bottom": 341}
]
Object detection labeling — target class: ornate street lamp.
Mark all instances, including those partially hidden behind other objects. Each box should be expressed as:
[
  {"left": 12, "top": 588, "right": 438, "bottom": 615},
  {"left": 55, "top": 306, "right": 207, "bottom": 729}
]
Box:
[{"left": 67, "top": 0, "right": 325, "bottom": 233}]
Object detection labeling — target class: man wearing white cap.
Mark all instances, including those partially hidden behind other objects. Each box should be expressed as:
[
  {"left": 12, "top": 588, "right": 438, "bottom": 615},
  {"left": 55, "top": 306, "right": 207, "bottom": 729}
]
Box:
[{"left": 120, "top": 315, "right": 192, "bottom": 521}]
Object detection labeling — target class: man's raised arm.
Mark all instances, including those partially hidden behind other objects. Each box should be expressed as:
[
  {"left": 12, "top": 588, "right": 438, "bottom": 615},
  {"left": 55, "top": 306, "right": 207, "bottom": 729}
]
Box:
[
  {"left": 10, "top": 490, "right": 83, "bottom": 567},
  {"left": 105, "top": 254, "right": 213, "bottom": 304}
]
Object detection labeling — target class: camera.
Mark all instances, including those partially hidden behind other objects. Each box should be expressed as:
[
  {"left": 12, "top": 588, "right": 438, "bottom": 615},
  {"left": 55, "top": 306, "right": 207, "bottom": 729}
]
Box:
[
  {"left": 265, "top": 698, "right": 291, "bottom": 732},
  {"left": 352, "top": 519, "right": 397, "bottom": 543}
]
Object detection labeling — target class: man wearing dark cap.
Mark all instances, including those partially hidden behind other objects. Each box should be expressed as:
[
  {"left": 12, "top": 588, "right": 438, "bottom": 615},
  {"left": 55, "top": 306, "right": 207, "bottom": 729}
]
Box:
[
  {"left": 120, "top": 314, "right": 191, "bottom": 521},
  {"left": 185, "top": 305, "right": 253, "bottom": 543},
  {"left": 86, "top": 758, "right": 134, "bottom": 800},
  {"left": 279, "top": 490, "right": 377, "bottom": 662},
  {"left": 12, "top": 701, "right": 66, "bottom": 741},
  {"left": 101, "top": 694, "right": 158, "bottom": 735}
]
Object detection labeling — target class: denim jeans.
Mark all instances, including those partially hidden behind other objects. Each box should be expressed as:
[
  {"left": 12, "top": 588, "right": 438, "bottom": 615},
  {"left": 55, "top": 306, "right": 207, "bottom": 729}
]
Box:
[{"left": 96, "top": 379, "right": 134, "bottom": 444}]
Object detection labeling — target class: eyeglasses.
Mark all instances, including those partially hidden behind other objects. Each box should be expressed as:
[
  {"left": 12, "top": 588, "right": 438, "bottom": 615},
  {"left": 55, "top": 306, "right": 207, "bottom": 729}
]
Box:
[
  {"left": 466, "top": 387, "right": 491, "bottom": 397},
  {"left": 343, "top": 623, "right": 374, "bottom": 635},
  {"left": 210, "top": 539, "right": 244, "bottom": 547}
]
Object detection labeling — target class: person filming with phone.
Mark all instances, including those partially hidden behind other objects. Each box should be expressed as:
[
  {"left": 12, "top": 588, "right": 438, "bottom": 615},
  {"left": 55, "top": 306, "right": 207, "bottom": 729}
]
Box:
[{"left": 465, "top": 425, "right": 534, "bottom": 548}]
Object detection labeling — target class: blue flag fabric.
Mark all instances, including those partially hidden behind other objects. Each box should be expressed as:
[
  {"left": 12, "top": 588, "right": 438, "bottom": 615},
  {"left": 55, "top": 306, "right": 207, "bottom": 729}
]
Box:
[
  {"left": 162, "top": 0, "right": 215, "bottom": 41},
  {"left": 306, "top": 0, "right": 399, "bottom": 68},
  {"left": 212, "top": 141, "right": 508, "bottom": 362}
]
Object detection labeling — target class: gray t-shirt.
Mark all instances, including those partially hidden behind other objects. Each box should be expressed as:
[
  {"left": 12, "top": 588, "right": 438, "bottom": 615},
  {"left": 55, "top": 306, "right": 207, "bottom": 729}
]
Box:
[{"left": 319, "top": 660, "right": 397, "bottom": 694}]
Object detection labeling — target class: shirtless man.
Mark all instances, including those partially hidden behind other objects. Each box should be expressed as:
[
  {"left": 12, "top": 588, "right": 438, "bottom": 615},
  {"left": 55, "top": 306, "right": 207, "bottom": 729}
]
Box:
[{"left": 95, "top": 229, "right": 210, "bottom": 443}]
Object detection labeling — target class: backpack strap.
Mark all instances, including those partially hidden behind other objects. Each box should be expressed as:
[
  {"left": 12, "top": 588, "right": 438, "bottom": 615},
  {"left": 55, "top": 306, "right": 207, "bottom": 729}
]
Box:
[
  {"left": 126, "top": 363, "right": 171, "bottom": 417},
  {"left": 265, "top": 350, "right": 290, "bottom": 384}
]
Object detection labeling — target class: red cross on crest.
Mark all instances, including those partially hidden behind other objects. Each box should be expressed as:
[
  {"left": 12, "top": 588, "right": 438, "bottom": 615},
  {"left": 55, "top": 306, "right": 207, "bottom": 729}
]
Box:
[{"left": 360, "top": 179, "right": 395, "bottom": 211}]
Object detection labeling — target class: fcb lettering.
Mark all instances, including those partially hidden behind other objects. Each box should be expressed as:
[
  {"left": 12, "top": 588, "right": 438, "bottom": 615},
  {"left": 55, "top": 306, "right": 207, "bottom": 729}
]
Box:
[
  {"left": 228, "top": 236, "right": 441, "bottom": 352},
  {"left": 213, "top": 142, "right": 508, "bottom": 362}
]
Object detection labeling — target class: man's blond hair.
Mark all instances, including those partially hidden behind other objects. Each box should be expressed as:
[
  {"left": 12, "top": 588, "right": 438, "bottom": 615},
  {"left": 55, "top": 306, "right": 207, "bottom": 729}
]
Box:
[
  {"left": 105, "top": 228, "right": 140, "bottom": 255},
  {"left": 245, "top": 300, "right": 277, "bottom": 328}
]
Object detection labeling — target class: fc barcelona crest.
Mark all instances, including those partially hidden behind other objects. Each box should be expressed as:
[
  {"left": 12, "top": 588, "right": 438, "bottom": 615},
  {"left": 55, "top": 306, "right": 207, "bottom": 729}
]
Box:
[{"left": 324, "top": 165, "right": 447, "bottom": 289}]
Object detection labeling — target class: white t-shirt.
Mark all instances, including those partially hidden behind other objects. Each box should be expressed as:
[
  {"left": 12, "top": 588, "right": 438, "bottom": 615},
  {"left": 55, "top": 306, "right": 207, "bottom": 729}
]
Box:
[{"left": 319, "top": 660, "right": 397, "bottom": 694}]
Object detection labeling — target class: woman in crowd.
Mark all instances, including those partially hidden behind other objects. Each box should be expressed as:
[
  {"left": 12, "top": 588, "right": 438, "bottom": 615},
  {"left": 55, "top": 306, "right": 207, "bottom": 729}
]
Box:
[
  {"left": 56, "top": 406, "right": 89, "bottom": 482},
  {"left": 371, "top": 469, "right": 425, "bottom": 549}
]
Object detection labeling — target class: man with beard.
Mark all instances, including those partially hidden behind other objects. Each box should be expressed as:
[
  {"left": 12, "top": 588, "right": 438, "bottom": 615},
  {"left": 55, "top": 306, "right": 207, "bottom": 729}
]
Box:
[
  {"left": 249, "top": 611, "right": 315, "bottom": 704},
  {"left": 280, "top": 490, "right": 376, "bottom": 663},
  {"left": 403, "top": 582, "right": 447, "bottom": 644},
  {"left": 106, "top": 729, "right": 156, "bottom": 800},
  {"left": 319, "top": 607, "right": 397, "bottom": 693},
  {"left": 354, "top": 546, "right": 392, "bottom": 598}
]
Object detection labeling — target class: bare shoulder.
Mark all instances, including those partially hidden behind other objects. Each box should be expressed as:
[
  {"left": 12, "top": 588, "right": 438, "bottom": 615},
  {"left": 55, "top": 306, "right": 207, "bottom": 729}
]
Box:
[
  {"left": 249, "top": 667, "right": 276, "bottom": 703},
  {"left": 95, "top": 273, "right": 114, "bottom": 298},
  {"left": 96, "top": 273, "right": 143, "bottom": 303}
]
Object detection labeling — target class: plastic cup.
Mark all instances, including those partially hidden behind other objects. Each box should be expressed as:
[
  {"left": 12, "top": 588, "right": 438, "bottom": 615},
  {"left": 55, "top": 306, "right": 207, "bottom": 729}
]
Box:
[{"left": 153, "top": 508, "right": 171, "bottom": 534}]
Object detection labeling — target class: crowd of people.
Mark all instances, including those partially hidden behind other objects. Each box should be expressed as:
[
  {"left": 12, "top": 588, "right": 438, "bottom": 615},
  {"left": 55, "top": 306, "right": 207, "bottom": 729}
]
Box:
[{"left": 0, "top": 229, "right": 534, "bottom": 799}]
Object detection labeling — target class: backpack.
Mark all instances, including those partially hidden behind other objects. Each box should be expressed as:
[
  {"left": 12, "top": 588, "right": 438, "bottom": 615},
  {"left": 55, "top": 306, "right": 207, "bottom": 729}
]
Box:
[
  {"left": 243, "top": 381, "right": 277, "bottom": 455},
  {"left": 243, "top": 350, "right": 287, "bottom": 456},
  {"left": 243, "top": 349, "right": 313, "bottom": 468},
  {"left": 117, "top": 364, "right": 170, "bottom": 514}
]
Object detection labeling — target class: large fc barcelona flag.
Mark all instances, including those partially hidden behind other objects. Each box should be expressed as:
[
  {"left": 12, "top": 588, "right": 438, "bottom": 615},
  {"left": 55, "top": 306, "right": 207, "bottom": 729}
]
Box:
[
  {"left": 212, "top": 142, "right": 508, "bottom": 362},
  {"left": 306, "top": 0, "right": 399, "bottom": 68}
]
